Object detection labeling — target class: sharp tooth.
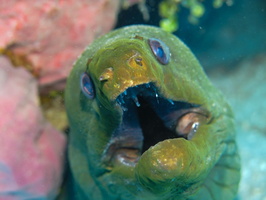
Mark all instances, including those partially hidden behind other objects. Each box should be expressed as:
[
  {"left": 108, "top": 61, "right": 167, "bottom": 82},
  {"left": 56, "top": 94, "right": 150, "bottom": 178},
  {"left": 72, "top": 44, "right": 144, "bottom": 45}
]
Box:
[
  {"left": 152, "top": 88, "right": 159, "bottom": 104},
  {"left": 117, "top": 98, "right": 128, "bottom": 111},
  {"left": 187, "top": 122, "right": 199, "bottom": 140},
  {"left": 116, "top": 97, "right": 122, "bottom": 105},
  {"left": 156, "top": 96, "right": 159, "bottom": 104},
  {"left": 117, "top": 95, "right": 124, "bottom": 104},
  {"left": 121, "top": 106, "right": 128, "bottom": 111},
  {"left": 132, "top": 95, "right": 141, "bottom": 107},
  {"left": 120, "top": 95, "right": 125, "bottom": 104},
  {"left": 123, "top": 90, "right": 127, "bottom": 96},
  {"left": 145, "top": 83, "right": 151, "bottom": 88},
  {"left": 167, "top": 99, "right": 174, "bottom": 105},
  {"left": 151, "top": 85, "right": 159, "bottom": 98}
]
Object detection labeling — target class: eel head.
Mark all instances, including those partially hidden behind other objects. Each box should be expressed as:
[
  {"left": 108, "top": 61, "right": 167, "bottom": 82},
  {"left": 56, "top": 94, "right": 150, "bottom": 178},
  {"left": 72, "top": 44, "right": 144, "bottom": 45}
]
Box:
[{"left": 65, "top": 25, "right": 240, "bottom": 200}]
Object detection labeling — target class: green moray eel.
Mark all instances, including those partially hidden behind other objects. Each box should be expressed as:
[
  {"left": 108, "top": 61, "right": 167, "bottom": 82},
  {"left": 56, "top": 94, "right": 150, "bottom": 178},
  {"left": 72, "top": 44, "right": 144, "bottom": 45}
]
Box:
[{"left": 64, "top": 25, "right": 240, "bottom": 200}]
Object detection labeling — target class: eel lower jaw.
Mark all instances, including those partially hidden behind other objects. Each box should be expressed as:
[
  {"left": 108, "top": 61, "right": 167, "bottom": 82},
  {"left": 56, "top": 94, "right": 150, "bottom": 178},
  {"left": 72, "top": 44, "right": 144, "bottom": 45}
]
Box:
[{"left": 103, "top": 83, "right": 209, "bottom": 168}]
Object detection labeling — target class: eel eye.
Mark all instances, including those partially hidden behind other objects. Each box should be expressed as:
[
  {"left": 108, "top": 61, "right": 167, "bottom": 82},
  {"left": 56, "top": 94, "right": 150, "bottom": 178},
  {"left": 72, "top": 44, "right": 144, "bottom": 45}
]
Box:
[
  {"left": 80, "top": 72, "right": 95, "bottom": 99},
  {"left": 148, "top": 38, "right": 170, "bottom": 65}
]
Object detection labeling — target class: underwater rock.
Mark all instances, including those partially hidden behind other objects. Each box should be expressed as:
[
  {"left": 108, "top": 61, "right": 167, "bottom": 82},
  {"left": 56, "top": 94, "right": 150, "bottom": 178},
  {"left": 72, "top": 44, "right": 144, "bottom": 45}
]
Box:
[
  {"left": 64, "top": 25, "right": 240, "bottom": 200},
  {"left": 0, "top": 56, "right": 66, "bottom": 199},
  {"left": 0, "top": 0, "right": 120, "bottom": 87}
]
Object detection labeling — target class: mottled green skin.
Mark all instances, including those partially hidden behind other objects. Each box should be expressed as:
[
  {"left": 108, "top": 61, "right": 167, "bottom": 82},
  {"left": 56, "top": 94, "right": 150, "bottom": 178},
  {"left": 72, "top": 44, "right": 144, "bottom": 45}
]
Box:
[{"left": 64, "top": 25, "right": 240, "bottom": 200}]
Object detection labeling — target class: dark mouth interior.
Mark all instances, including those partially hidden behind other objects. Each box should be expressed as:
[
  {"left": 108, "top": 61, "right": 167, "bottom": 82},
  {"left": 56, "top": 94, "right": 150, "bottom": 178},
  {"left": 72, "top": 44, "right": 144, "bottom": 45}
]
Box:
[
  {"left": 137, "top": 96, "right": 191, "bottom": 153},
  {"left": 105, "top": 83, "right": 201, "bottom": 166}
]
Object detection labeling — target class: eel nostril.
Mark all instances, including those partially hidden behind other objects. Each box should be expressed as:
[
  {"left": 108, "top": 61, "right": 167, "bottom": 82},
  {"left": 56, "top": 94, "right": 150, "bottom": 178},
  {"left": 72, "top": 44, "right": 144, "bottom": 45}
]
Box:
[{"left": 99, "top": 67, "right": 114, "bottom": 81}]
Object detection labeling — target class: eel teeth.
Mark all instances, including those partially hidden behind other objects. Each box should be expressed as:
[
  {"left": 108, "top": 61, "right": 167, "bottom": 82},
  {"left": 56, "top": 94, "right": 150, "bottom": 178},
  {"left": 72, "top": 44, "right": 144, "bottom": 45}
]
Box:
[
  {"left": 151, "top": 86, "right": 159, "bottom": 104},
  {"left": 187, "top": 122, "right": 199, "bottom": 140},
  {"left": 132, "top": 95, "right": 141, "bottom": 107},
  {"left": 116, "top": 96, "right": 127, "bottom": 111},
  {"left": 167, "top": 99, "right": 174, "bottom": 105},
  {"left": 116, "top": 83, "right": 171, "bottom": 110},
  {"left": 121, "top": 106, "right": 128, "bottom": 111}
]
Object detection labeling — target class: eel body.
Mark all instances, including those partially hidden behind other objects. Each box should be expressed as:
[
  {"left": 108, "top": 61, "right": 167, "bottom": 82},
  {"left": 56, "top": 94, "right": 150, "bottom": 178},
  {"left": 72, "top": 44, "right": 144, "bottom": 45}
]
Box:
[{"left": 65, "top": 25, "right": 240, "bottom": 200}]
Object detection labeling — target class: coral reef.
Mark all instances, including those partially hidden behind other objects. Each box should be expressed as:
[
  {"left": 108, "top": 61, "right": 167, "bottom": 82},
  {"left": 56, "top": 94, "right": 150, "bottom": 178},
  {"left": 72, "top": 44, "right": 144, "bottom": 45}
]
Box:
[
  {"left": 0, "top": 56, "right": 66, "bottom": 199},
  {"left": 0, "top": 0, "right": 121, "bottom": 87}
]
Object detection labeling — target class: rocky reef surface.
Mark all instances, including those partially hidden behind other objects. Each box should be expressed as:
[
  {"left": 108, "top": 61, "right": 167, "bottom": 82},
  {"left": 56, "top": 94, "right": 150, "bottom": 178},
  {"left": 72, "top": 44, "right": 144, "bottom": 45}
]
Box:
[
  {"left": 0, "top": 56, "right": 66, "bottom": 199},
  {"left": 0, "top": 0, "right": 121, "bottom": 87}
]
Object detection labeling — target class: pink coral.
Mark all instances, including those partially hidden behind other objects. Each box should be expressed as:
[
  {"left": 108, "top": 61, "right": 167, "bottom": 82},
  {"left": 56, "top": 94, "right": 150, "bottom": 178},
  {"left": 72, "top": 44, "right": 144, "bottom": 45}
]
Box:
[
  {"left": 0, "top": 56, "right": 66, "bottom": 199},
  {"left": 0, "top": 0, "right": 120, "bottom": 86}
]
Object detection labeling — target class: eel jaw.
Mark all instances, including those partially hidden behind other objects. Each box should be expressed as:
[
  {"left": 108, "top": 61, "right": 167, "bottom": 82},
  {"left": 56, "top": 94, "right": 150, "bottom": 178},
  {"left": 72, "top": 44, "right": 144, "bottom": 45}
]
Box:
[{"left": 102, "top": 83, "right": 208, "bottom": 168}]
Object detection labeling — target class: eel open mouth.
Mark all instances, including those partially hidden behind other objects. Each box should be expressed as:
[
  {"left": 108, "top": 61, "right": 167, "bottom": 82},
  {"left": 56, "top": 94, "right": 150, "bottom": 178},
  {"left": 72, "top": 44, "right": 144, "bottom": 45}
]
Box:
[{"left": 103, "top": 83, "right": 208, "bottom": 167}]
